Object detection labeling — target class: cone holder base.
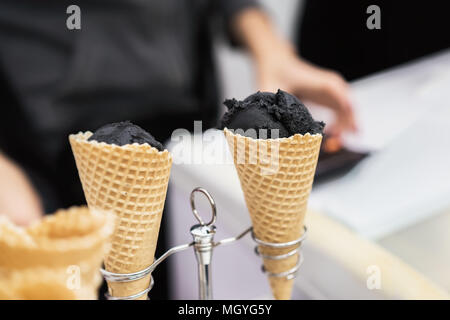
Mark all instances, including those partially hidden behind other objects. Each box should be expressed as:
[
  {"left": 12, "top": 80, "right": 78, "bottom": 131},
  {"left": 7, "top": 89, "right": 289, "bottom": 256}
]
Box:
[{"left": 100, "top": 187, "right": 307, "bottom": 300}]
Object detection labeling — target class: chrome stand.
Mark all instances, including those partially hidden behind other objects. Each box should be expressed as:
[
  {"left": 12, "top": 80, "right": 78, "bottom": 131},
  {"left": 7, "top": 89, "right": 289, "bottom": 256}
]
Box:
[{"left": 100, "top": 187, "right": 307, "bottom": 300}]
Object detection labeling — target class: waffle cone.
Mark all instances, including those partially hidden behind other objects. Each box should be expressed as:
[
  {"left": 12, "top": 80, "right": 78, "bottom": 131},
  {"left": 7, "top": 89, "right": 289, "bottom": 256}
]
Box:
[
  {"left": 69, "top": 132, "right": 172, "bottom": 299},
  {"left": 224, "top": 128, "right": 322, "bottom": 300},
  {"left": 0, "top": 206, "right": 114, "bottom": 299}
]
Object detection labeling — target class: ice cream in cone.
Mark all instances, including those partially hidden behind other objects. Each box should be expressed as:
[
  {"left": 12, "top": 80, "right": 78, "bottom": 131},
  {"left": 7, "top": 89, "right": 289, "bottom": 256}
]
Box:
[
  {"left": 222, "top": 90, "right": 324, "bottom": 299},
  {"left": 0, "top": 206, "right": 114, "bottom": 300},
  {"left": 69, "top": 121, "right": 172, "bottom": 300}
]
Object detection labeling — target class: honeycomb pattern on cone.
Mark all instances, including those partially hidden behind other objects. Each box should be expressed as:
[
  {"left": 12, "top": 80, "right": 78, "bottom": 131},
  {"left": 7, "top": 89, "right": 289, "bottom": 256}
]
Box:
[
  {"left": 69, "top": 132, "right": 172, "bottom": 299},
  {"left": 0, "top": 206, "right": 113, "bottom": 299},
  {"left": 224, "top": 128, "right": 322, "bottom": 300}
]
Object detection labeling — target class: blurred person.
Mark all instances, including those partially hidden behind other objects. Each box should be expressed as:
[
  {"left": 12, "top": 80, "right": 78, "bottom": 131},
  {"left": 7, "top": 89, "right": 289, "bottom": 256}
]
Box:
[
  {"left": 0, "top": 1, "right": 357, "bottom": 224},
  {"left": 0, "top": 0, "right": 355, "bottom": 298}
]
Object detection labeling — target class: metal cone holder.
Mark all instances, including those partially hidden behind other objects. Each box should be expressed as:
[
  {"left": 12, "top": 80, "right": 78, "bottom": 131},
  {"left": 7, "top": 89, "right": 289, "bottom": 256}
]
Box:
[
  {"left": 100, "top": 187, "right": 307, "bottom": 300},
  {"left": 252, "top": 226, "right": 307, "bottom": 280}
]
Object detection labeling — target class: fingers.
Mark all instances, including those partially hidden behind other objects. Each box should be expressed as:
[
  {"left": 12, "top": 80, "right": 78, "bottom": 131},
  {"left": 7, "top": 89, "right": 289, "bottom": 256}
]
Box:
[
  {"left": 314, "top": 72, "right": 358, "bottom": 134},
  {"left": 323, "top": 135, "right": 343, "bottom": 153},
  {"left": 332, "top": 90, "right": 357, "bottom": 133},
  {"left": 256, "top": 55, "right": 358, "bottom": 136}
]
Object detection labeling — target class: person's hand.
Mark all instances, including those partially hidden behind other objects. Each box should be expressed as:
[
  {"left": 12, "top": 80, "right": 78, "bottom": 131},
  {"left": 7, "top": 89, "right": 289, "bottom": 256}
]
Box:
[
  {"left": 233, "top": 8, "right": 357, "bottom": 137},
  {"left": 0, "top": 153, "right": 43, "bottom": 226},
  {"left": 255, "top": 46, "right": 357, "bottom": 136}
]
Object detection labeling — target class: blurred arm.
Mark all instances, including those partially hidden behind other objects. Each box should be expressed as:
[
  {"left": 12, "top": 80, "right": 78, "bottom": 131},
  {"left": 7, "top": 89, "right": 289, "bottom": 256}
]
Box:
[
  {"left": 230, "top": 8, "right": 357, "bottom": 135},
  {"left": 0, "top": 152, "right": 43, "bottom": 225}
]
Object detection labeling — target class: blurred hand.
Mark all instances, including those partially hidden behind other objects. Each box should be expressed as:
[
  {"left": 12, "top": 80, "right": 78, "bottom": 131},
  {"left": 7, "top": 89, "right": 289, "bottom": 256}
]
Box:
[
  {"left": 233, "top": 8, "right": 357, "bottom": 137},
  {"left": 0, "top": 153, "right": 43, "bottom": 226},
  {"left": 256, "top": 46, "right": 357, "bottom": 136}
]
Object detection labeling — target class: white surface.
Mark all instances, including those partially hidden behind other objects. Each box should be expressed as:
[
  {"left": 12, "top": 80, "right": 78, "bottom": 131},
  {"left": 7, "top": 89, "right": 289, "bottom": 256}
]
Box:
[{"left": 342, "top": 50, "right": 450, "bottom": 152}]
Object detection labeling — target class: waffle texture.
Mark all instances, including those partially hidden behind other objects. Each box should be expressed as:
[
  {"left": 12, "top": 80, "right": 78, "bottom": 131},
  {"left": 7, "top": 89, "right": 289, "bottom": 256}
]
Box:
[
  {"left": 0, "top": 206, "right": 113, "bottom": 300},
  {"left": 224, "top": 128, "right": 322, "bottom": 299},
  {"left": 70, "top": 132, "right": 172, "bottom": 299}
]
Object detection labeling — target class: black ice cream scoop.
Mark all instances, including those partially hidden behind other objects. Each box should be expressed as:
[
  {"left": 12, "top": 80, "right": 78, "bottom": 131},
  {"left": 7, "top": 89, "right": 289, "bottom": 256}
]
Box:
[
  {"left": 220, "top": 89, "right": 324, "bottom": 139},
  {"left": 88, "top": 121, "right": 163, "bottom": 151}
]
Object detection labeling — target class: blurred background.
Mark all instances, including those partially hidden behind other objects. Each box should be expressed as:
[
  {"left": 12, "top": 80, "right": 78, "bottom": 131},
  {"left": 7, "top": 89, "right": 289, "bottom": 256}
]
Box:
[{"left": 0, "top": 0, "right": 449, "bottom": 300}]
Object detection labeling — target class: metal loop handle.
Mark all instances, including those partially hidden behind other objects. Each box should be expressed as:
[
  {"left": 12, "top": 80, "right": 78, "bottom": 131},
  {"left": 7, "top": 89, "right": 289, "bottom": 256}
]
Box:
[{"left": 190, "top": 187, "right": 217, "bottom": 226}]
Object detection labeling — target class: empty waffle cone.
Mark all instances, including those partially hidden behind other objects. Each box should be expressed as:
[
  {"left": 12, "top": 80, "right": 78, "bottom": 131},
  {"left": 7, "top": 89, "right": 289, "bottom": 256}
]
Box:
[
  {"left": 69, "top": 132, "right": 172, "bottom": 300},
  {"left": 224, "top": 128, "right": 322, "bottom": 300},
  {"left": 0, "top": 206, "right": 114, "bottom": 300}
]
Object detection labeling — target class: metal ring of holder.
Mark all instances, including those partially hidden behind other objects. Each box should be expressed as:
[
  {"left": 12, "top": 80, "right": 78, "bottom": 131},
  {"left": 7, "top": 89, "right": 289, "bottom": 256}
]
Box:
[
  {"left": 253, "top": 244, "right": 302, "bottom": 260},
  {"left": 262, "top": 255, "right": 304, "bottom": 280},
  {"left": 103, "top": 275, "right": 155, "bottom": 300},
  {"left": 100, "top": 241, "right": 193, "bottom": 300},
  {"left": 252, "top": 226, "right": 307, "bottom": 280},
  {"left": 101, "top": 264, "right": 152, "bottom": 283},
  {"left": 251, "top": 226, "right": 308, "bottom": 248},
  {"left": 100, "top": 264, "right": 155, "bottom": 300},
  {"left": 190, "top": 187, "right": 217, "bottom": 226}
]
